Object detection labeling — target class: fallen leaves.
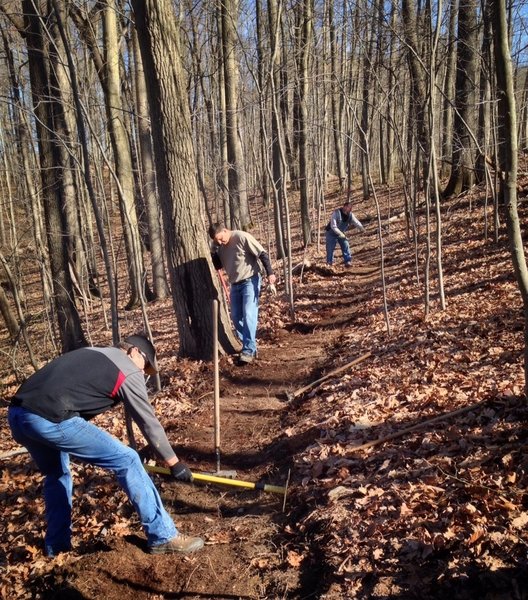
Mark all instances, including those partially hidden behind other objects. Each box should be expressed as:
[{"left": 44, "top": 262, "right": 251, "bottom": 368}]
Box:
[
  {"left": 286, "top": 550, "right": 304, "bottom": 567},
  {"left": 511, "top": 512, "right": 528, "bottom": 530}
]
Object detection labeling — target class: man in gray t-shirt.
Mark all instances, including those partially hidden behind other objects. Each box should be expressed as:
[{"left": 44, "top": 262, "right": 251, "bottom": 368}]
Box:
[{"left": 209, "top": 223, "right": 276, "bottom": 364}]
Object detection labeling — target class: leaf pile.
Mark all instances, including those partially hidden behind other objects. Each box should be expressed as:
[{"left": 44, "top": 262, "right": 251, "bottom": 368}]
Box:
[{"left": 274, "top": 191, "right": 528, "bottom": 598}]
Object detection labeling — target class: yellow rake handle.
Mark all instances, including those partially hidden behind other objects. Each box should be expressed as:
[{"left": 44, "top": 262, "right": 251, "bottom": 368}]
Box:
[{"left": 145, "top": 464, "right": 286, "bottom": 496}]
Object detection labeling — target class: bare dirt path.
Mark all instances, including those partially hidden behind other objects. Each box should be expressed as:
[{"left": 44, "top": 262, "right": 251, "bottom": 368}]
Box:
[{"left": 26, "top": 279, "right": 352, "bottom": 599}]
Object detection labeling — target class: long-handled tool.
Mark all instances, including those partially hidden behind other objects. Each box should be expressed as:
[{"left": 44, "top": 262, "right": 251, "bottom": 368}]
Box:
[
  {"left": 145, "top": 464, "right": 287, "bottom": 497},
  {"left": 211, "top": 299, "right": 237, "bottom": 478},
  {"left": 218, "top": 270, "right": 230, "bottom": 304}
]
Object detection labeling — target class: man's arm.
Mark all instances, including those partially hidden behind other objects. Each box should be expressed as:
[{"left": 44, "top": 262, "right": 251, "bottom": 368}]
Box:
[
  {"left": 349, "top": 212, "right": 365, "bottom": 232},
  {"left": 211, "top": 251, "right": 222, "bottom": 270},
  {"left": 258, "top": 251, "right": 276, "bottom": 284},
  {"left": 120, "top": 372, "right": 179, "bottom": 465}
]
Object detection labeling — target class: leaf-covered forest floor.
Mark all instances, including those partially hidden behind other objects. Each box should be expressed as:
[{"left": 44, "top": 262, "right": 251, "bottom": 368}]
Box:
[{"left": 1, "top": 178, "right": 528, "bottom": 599}]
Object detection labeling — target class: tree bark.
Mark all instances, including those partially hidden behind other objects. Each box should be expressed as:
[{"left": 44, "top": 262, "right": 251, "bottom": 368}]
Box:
[
  {"left": 401, "top": 0, "right": 431, "bottom": 188},
  {"left": 491, "top": 0, "right": 528, "bottom": 397},
  {"left": 328, "top": 0, "right": 345, "bottom": 188},
  {"left": 443, "top": 0, "right": 479, "bottom": 197},
  {"left": 103, "top": 0, "right": 147, "bottom": 310},
  {"left": 296, "top": 0, "right": 313, "bottom": 246},
  {"left": 22, "top": 0, "right": 87, "bottom": 352},
  {"left": 440, "top": 0, "right": 458, "bottom": 179},
  {"left": 132, "top": 0, "right": 238, "bottom": 359},
  {"left": 221, "top": 0, "right": 250, "bottom": 229},
  {"left": 268, "top": 0, "right": 287, "bottom": 261},
  {"left": 132, "top": 28, "right": 170, "bottom": 300},
  {"left": 1, "top": 28, "right": 53, "bottom": 310},
  {"left": 0, "top": 284, "right": 19, "bottom": 338}
]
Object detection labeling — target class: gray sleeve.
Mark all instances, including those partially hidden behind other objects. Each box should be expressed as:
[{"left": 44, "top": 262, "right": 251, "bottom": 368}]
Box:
[
  {"left": 119, "top": 371, "right": 177, "bottom": 463},
  {"left": 349, "top": 212, "right": 364, "bottom": 231},
  {"left": 243, "top": 232, "right": 265, "bottom": 257}
]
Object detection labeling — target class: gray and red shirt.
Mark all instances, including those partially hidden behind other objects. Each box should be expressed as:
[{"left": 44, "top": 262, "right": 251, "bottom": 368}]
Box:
[{"left": 11, "top": 347, "right": 175, "bottom": 462}]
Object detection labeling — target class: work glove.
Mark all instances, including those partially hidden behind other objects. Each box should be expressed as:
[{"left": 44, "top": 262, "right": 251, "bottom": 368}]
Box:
[
  {"left": 170, "top": 461, "right": 193, "bottom": 482},
  {"left": 268, "top": 283, "right": 277, "bottom": 295},
  {"left": 339, "top": 233, "right": 346, "bottom": 239}
]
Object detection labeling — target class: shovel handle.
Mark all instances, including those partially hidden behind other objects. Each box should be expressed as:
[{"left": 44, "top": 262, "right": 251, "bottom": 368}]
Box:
[{"left": 145, "top": 464, "right": 286, "bottom": 495}]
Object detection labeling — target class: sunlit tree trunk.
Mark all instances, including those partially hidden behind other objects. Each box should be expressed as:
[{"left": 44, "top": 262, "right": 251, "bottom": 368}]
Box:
[
  {"left": 268, "top": 0, "right": 287, "bottom": 260},
  {"left": 132, "top": 29, "right": 170, "bottom": 300},
  {"left": 255, "top": 0, "right": 269, "bottom": 204},
  {"left": 1, "top": 29, "right": 53, "bottom": 310},
  {"left": 295, "top": 0, "right": 313, "bottom": 246},
  {"left": 328, "top": 0, "right": 345, "bottom": 189},
  {"left": 214, "top": 5, "right": 230, "bottom": 225},
  {"left": 22, "top": 0, "right": 87, "bottom": 352},
  {"left": 491, "top": 0, "right": 528, "bottom": 397},
  {"left": 401, "top": 0, "right": 431, "bottom": 188},
  {"left": 132, "top": 0, "right": 238, "bottom": 358},
  {"left": 440, "top": 0, "right": 458, "bottom": 179},
  {"left": 103, "top": 0, "right": 147, "bottom": 310},
  {"left": 475, "top": 1, "right": 492, "bottom": 184},
  {"left": 221, "top": 0, "right": 250, "bottom": 229}
]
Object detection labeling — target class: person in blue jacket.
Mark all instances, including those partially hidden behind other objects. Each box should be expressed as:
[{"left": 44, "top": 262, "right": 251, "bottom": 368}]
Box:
[
  {"left": 8, "top": 334, "right": 204, "bottom": 557},
  {"left": 325, "top": 201, "right": 365, "bottom": 267}
]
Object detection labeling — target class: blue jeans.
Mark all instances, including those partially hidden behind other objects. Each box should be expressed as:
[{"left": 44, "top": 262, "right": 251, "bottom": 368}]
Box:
[
  {"left": 230, "top": 273, "right": 261, "bottom": 356},
  {"left": 8, "top": 406, "right": 177, "bottom": 556},
  {"left": 325, "top": 231, "right": 351, "bottom": 265}
]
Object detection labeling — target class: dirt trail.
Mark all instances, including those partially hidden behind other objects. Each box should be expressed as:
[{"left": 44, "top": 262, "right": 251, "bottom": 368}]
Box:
[
  {"left": 5, "top": 186, "right": 528, "bottom": 599},
  {"left": 29, "top": 281, "right": 353, "bottom": 599}
]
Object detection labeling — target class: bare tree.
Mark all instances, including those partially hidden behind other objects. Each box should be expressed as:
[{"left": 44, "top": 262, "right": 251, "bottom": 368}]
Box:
[
  {"left": 221, "top": 0, "right": 250, "bottom": 229},
  {"left": 401, "top": 0, "right": 431, "bottom": 189},
  {"left": 440, "top": 0, "right": 458, "bottom": 179},
  {"left": 20, "top": 0, "right": 87, "bottom": 352},
  {"left": 491, "top": 0, "right": 528, "bottom": 397},
  {"left": 102, "top": 0, "right": 149, "bottom": 310},
  {"left": 131, "top": 0, "right": 238, "bottom": 358},
  {"left": 294, "top": 0, "right": 313, "bottom": 246},
  {"left": 328, "top": 0, "right": 345, "bottom": 189},
  {"left": 131, "top": 28, "right": 170, "bottom": 300},
  {"left": 443, "top": 0, "right": 479, "bottom": 197}
]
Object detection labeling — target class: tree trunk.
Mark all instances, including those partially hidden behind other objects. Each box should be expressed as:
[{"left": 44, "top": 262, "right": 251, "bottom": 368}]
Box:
[
  {"left": 48, "top": 3, "right": 92, "bottom": 303},
  {"left": 0, "top": 284, "right": 19, "bottom": 338},
  {"left": 440, "top": 0, "right": 458, "bottom": 179},
  {"left": 50, "top": 0, "right": 120, "bottom": 343},
  {"left": 296, "top": 0, "right": 313, "bottom": 246},
  {"left": 268, "top": 0, "right": 287, "bottom": 260},
  {"left": 132, "top": 28, "right": 170, "bottom": 300},
  {"left": 221, "top": 0, "right": 250, "bottom": 229},
  {"left": 475, "top": 1, "right": 492, "bottom": 183},
  {"left": 132, "top": 0, "right": 239, "bottom": 359},
  {"left": 359, "top": 0, "right": 379, "bottom": 199},
  {"left": 491, "top": 0, "right": 528, "bottom": 398},
  {"left": 255, "top": 0, "right": 269, "bottom": 204},
  {"left": 215, "top": 5, "right": 230, "bottom": 225},
  {"left": 328, "top": 0, "right": 345, "bottom": 188},
  {"left": 443, "top": 0, "right": 479, "bottom": 197},
  {"left": 22, "top": 0, "right": 87, "bottom": 352},
  {"left": 401, "top": 0, "right": 431, "bottom": 188},
  {"left": 103, "top": 0, "right": 147, "bottom": 310},
  {"left": 1, "top": 28, "right": 53, "bottom": 310}
]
